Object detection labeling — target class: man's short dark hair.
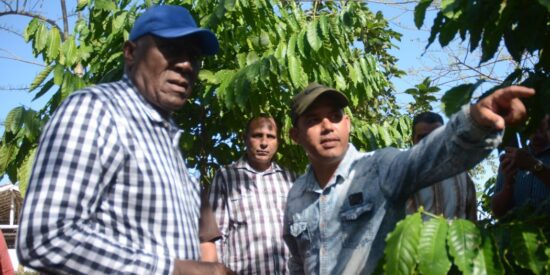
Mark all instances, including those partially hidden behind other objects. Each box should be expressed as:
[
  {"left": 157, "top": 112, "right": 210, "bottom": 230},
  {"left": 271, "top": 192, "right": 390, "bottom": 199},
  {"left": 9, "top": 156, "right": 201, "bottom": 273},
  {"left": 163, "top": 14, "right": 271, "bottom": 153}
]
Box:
[
  {"left": 245, "top": 114, "right": 279, "bottom": 137},
  {"left": 412, "top": 111, "right": 444, "bottom": 135}
]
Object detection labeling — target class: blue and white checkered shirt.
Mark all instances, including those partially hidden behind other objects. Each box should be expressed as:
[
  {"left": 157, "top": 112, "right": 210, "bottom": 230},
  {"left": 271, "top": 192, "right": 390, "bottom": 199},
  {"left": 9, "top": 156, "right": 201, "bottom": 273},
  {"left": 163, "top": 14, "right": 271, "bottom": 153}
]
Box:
[
  {"left": 209, "top": 157, "right": 296, "bottom": 274},
  {"left": 17, "top": 76, "right": 200, "bottom": 275}
]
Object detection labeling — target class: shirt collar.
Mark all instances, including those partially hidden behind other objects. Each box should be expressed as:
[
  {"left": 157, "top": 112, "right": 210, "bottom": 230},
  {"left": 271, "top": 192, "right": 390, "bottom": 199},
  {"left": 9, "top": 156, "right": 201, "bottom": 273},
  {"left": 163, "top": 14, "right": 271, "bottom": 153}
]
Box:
[
  {"left": 122, "top": 76, "right": 182, "bottom": 146},
  {"left": 303, "top": 144, "right": 360, "bottom": 193},
  {"left": 233, "top": 155, "right": 283, "bottom": 174},
  {"left": 122, "top": 75, "right": 176, "bottom": 128}
]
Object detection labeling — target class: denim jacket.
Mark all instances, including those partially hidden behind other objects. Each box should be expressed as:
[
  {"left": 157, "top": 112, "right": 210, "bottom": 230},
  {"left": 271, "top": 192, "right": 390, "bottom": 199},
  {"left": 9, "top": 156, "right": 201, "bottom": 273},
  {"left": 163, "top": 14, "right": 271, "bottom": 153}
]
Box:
[{"left": 283, "top": 107, "right": 501, "bottom": 275}]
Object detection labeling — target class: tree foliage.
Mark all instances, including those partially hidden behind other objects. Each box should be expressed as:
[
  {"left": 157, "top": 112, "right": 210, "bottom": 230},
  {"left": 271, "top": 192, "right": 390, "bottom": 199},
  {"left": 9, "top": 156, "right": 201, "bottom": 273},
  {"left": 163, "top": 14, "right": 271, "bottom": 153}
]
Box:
[
  {"left": 0, "top": 0, "right": 409, "bottom": 188},
  {"left": 415, "top": 0, "right": 550, "bottom": 138},
  {"left": 379, "top": 207, "right": 550, "bottom": 274},
  {"left": 377, "top": 1, "right": 550, "bottom": 273}
]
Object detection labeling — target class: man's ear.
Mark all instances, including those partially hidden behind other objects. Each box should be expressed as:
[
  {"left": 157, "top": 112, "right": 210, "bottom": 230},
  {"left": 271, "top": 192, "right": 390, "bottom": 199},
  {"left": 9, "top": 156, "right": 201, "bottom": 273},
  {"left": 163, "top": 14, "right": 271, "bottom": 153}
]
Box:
[
  {"left": 123, "top": 40, "right": 136, "bottom": 66},
  {"left": 344, "top": 114, "right": 351, "bottom": 133}
]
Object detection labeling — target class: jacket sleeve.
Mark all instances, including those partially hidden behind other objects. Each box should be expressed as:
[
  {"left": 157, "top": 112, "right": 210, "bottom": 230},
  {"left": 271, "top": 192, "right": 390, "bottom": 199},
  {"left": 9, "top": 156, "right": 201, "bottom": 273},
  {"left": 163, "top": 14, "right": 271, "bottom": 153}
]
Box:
[{"left": 378, "top": 106, "right": 501, "bottom": 202}]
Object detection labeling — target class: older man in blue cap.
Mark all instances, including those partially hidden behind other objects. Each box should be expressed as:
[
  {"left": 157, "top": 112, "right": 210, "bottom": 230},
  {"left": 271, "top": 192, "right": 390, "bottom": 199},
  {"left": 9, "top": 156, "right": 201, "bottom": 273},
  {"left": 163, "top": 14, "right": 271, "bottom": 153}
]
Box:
[{"left": 17, "top": 5, "right": 232, "bottom": 275}]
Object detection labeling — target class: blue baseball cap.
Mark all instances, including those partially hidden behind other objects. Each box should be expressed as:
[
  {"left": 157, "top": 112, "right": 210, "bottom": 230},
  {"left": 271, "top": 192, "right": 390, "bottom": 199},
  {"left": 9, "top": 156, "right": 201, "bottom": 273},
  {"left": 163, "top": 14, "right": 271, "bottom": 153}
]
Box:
[{"left": 129, "top": 5, "right": 219, "bottom": 55}]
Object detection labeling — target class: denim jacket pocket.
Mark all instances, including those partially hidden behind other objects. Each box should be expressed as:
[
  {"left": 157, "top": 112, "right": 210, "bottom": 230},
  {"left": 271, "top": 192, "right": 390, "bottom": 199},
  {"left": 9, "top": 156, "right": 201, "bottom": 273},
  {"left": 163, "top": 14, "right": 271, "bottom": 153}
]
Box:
[
  {"left": 340, "top": 202, "right": 373, "bottom": 221},
  {"left": 339, "top": 201, "right": 375, "bottom": 248},
  {"left": 290, "top": 221, "right": 309, "bottom": 238},
  {"left": 290, "top": 220, "right": 312, "bottom": 257}
]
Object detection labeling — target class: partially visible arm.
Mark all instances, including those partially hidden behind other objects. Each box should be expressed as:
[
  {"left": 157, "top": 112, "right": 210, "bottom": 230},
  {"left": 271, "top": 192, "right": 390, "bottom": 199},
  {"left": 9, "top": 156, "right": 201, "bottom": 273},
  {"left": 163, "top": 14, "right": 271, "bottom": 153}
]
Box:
[
  {"left": 491, "top": 161, "right": 516, "bottom": 218},
  {"left": 382, "top": 85, "right": 534, "bottom": 200},
  {"left": 173, "top": 260, "right": 234, "bottom": 275},
  {"left": 199, "top": 188, "right": 222, "bottom": 262},
  {"left": 200, "top": 242, "right": 219, "bottom": 262},
  {"left": 208, "top": 171, "right": 231, "bottom": 263},
  {"left": 502, "top": 147, "right": 550, "bottom": 186}
]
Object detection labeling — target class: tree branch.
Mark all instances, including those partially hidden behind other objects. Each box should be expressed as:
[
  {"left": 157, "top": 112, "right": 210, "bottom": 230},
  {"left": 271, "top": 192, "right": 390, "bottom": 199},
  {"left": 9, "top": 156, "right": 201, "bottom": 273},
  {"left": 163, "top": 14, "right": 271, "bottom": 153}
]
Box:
[{"left": 0, "top": 10, "right": 63, "bottom": 38}]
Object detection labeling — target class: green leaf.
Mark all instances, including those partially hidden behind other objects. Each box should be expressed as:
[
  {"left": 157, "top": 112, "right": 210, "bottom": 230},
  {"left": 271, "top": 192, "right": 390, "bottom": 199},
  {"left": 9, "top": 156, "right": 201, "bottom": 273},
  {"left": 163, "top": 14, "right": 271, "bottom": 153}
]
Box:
[
  {"left": 287, "top": 33, "right": 297, "bottom": 57},
  {"left": 510, "top": 225, "right": 547, "bottom": 275},
  {"left": 23, "top": 18, "right": 40, "bottom": 42},
  {"left": 307, "top": 19, "right": 322, "bottom": 51},
  {"left": 17, "top": 147, "right": 37, "bottom": 197},
  {"left": 34, "top": 23, "right": 49, "bottom": 53},
  {"left": 441, "top": 0, "right": 462, "bottom": 20},
  {"left": 288, "top": 55, "right": 305, "bottom": 89},
  {"left": 348, "top": 63, "right": 359, "bottom": 85},
  {"left": 96, "top": 0, "right": 116, "bottom": 11},
  {"left": 29, "top": 65, "right": 54, "bottom": 92},
  {"left": 112, "top": 12, "right": 128, "bottom": 33},
  {"left": 297, "top": 29, "right": 307, "bottom": 57},
  {"left": 0, "top": 145, "right": 19, "bottom": 174},
  {"left": 418, "top": 217, "right": 451, "bottom": 275},
  {"left": 23, "top": 109, "right": 41, "bottom": 142},
  {"left": 60, "top": 37, "right": 78, "bottom": 66},
  {"left": 447, "top": 219, "right": 481, "bottom": 275},
  {"left": 76, "top": 0, "right": 88, "bottom": 12},
  {"left": 319, "top": 15, "right": 330, "bottom": 38},
  {"left": 438, "top": 20, "right": 458, "bottom": 47},
  {"left": 5, "top": 107, "right": 25, "bottom": 134},
  {"left": 53, "top": 65, "right": 65, "bottom": 86},
  {"left": 46, "top": 28, "right": 61, "bottom": 61},
  {"left": 384, "top": 212, "right": 422, "bottom": 275},
  {"left": 199, "top": 70, "right": 216, "bottom": 84},
  {"left": 32, "top": 78, "right": 54, "bottom": 101},
  {"left": 441, "top": 80, "right": 483, "bottom": 116},
  {"left": 414, "top": 0, "right": 434, "bottom": 28},
  {"left": 472, "top": 235, "right": 504, "bottom": 275}
]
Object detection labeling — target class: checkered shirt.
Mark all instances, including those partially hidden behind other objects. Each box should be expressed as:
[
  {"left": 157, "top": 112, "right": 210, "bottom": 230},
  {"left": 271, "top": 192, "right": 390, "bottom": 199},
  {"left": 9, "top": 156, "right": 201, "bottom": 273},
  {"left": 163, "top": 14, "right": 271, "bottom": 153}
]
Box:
[
  {"left": 17, "top": 77, "right": 200, "bottom": 274},
  {"left": 209, "top": 157, "right": 296, "bottom": 274}
]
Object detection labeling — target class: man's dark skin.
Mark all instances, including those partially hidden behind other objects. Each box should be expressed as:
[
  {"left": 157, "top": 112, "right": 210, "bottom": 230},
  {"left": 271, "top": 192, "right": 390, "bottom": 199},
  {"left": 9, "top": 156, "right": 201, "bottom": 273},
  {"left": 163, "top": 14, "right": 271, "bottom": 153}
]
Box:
[{"left": 124, "top": 34, "right": 233, "bottom": 275}]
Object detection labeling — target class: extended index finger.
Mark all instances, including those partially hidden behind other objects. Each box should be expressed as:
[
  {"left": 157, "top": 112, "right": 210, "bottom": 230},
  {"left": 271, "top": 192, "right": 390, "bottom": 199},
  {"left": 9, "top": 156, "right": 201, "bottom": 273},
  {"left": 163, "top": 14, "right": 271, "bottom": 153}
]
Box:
[{"left": 496, "top": 85, "right": 535, "bottom": 100}]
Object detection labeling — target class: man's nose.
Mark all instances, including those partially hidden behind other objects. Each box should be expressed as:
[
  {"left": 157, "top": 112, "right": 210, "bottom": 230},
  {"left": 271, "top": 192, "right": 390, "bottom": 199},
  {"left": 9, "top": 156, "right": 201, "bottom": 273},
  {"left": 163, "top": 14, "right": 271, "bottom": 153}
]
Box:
[
  {"left": 174, "top": 56, "right": 197, "bottom": 72},
  {"left": 321, "top": 117, "right": 334, "bottom": 129}
]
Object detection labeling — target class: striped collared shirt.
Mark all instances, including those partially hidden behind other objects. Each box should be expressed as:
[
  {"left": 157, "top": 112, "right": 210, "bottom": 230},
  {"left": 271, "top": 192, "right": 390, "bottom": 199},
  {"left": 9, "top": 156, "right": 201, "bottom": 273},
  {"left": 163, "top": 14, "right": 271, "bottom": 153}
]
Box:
[
  {"left": 406, "top": 172, "right": 477, "bottom": 221},
  {"left": 17, "top": 77, "right": 200, "bottom": 275},
  {"left": 209, "top": 157, "right": 296, "bottom": 274}
]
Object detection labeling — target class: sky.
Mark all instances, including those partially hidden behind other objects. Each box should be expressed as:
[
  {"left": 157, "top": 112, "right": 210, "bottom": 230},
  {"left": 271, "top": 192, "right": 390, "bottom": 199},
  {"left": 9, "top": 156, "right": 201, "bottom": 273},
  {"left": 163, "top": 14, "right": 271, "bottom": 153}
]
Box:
[{"left": 0, "top": 2, "right": 501, "bottom": 187}]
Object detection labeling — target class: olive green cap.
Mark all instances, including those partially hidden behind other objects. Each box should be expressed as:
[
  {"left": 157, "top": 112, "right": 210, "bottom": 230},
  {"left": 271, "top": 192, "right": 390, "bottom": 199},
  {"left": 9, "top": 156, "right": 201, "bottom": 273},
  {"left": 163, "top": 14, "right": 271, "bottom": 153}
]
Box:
[{"left": 291, "top": 82, "right": 349, "bottom": 124}]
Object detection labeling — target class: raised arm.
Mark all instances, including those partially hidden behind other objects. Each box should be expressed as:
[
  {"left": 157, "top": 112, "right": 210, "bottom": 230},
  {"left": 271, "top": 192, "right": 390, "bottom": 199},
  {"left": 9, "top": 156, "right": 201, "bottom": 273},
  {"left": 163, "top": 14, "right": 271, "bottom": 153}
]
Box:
[{"left": 381, "top": 86, "right": 534, "bottom": 201}]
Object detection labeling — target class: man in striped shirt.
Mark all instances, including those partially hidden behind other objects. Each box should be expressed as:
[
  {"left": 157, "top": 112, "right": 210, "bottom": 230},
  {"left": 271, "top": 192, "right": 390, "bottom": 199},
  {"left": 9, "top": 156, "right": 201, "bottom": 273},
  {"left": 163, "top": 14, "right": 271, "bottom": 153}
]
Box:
[
  {"left": 406, "top": 111, "right": 477, "bottom": 221},
  {"left": 17, "top": 5, "right": 232, "bottom": 275},
  {"left": 209, "top": 115, "right": 297, "bottom": 274}
]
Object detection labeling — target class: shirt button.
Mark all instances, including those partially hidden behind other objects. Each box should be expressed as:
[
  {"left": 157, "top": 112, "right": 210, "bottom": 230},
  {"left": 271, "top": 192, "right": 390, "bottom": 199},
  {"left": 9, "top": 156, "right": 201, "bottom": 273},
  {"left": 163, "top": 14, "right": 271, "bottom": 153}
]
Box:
[{"left": 320, "top": 196, "right": 326, "bottom": 202}]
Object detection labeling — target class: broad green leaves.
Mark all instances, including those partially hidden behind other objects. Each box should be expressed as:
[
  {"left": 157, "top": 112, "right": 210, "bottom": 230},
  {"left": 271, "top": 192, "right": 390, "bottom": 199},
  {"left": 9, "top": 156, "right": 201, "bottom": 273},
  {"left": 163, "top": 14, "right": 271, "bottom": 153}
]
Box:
[
  {"left": 447, "top": 219, "right": 481, "bottom": 274},
  {"left": 383, "top": 210, "right": 550, "bottom": 275},
  {"left": 418, "top": 218, "right": 451, "bottom": 275},
  {"left": 384, "top": 212, "right": 422, "bottom": 274},
  {"left": 510, "top": 225, "right": 548, "bottom": 274}
]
